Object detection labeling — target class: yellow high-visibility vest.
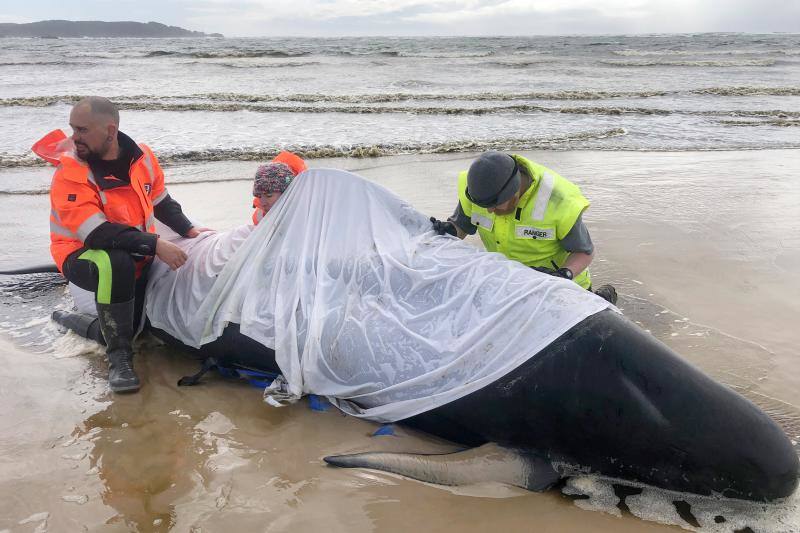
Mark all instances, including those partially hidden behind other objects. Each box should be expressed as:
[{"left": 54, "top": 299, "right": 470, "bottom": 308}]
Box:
[{"left": 457, "top": 155, "right": 592, "bottom": 289}]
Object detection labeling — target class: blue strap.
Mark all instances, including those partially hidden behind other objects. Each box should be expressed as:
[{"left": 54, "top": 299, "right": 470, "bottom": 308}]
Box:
[
  {"left": 308, "top": 394, "right": 330, "bottom": 412},
  {"left": 216, "top": 365, "right": 278, "bottom": 388},
  {"left": 216, "top": 366, "right": 240, "bottom": 379},
  {"left": 372, "top": 424, "right": 395, "bottom": 437},
  {"left": 179, "top": 359, "right": 278, "bottom": 388}
]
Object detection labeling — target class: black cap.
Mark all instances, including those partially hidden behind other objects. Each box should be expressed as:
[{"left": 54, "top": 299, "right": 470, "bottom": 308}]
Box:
[{"left": 465, "top": 151, "right": 520, "bottom": 208}]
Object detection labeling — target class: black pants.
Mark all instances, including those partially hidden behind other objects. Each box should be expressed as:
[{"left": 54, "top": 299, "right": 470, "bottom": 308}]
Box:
[{"left": 62, "top": 248, "right": 150, "bottom": 325}]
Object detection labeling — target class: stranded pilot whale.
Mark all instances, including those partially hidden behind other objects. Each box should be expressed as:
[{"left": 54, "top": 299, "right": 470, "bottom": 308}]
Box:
[
  {"left": 326, "top": 309, "right": 800, "bottom": 502},
  {"left": 18, "top": 142, "right": 798, "bottom": 502},
  {"left": 48, "top": 304, "right": 799, "bottom": 502}
]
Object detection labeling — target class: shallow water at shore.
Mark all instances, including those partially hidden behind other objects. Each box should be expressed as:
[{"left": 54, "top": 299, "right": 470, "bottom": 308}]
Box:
[{"left": 1, "top": 150, "right": 799, "bottom": 531}]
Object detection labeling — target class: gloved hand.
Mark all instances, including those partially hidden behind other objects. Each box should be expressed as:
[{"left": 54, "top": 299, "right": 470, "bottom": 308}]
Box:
[{"left": 430, "top": 217, "right": 458, "bottom": 237}]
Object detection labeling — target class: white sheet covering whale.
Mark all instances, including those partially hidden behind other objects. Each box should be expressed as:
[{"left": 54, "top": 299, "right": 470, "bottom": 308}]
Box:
[{"left": 145, "top": 169, "right": 611, "bottom": 422}]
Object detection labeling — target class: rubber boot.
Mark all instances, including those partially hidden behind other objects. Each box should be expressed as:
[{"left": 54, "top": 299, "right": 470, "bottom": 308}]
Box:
[
  {"left": 96, "top": 299, "right": 140, "bottom": 393},
  {"left": 51, "top": 310, "right": 105, "bottom": 345},
  {"left": 594, "top": 284, "right": 618, "bottom": 305}
]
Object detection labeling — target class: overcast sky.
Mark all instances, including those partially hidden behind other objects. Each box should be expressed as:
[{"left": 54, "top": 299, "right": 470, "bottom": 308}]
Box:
[{"left": 2, "top": 0, "right": 799, "bottom": 37}]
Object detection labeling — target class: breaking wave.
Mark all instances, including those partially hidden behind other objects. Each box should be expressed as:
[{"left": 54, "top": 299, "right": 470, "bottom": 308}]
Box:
[
  {"left": 0, "top": 129, "right": 627, "bottom": 176},
  {"left": 3, "top": 86, "right": 798, "bottom": 110},
  {"left": 719, "top": 118, "right": 800, "bottom": 127},
  {"left": 690, "top": 86, "right": 800, "bottom": 96},
  {"left": 600, "top": 58, "right": 778, "bottom": 67},
  {"left": 140, "top": 49, "right": 496, "bottom": 60},
  {"left": 99, "top": 102, "right": 800, "bottom": 118},
  {"left": 329, "top": 50, "right": 493, "bottom": 58},
  {"left": 0, "top": 61, "right": 93, "bottom": 67},
  {"left": 189, "top": 86, "right": 800, "bottom": 102},
  {"left": 190, "top": 90, "right": 671, "bottom": 103},
  {"left": 144, "top": 50, "right": 311, "bottom": 59},
  {"left": 213, "top": 61, "right": 320, "bottom": 69},
  {"left": 390, "top": 80, "right": 439, "bottom": 89},
  {"left": 49, "top": 48, "right": 500, "bottom": 60},
  {"left": 4, "top": 96, "right": 797, "bottom": 119},
  {"left": 612, "top": 48, "right": 800, "bottom": 57},
  {"left": 0, "top": 91, "right": 669, "bottom": 108},
  {"left": 165, "top": 130, "right": 629, "bottom": 162},
  {"left": 0, "top": 155, "right": 46, "bottom": 169},
  {"left": 93, "top": 101, "right": 654, "bottom": 115},
  {"left": 482, "top": 59, "right": 558, "bottom": 68}
]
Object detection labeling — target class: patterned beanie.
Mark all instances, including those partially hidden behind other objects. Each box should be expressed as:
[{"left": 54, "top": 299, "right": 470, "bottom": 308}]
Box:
[{"left": 253, "top": 162, "right": 295, "bottom": 196}]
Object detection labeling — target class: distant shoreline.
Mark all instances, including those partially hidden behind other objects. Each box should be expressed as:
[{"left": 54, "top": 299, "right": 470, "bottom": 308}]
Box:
[{"left": 0, "top": 20, "right": 223, "bottom": 38}]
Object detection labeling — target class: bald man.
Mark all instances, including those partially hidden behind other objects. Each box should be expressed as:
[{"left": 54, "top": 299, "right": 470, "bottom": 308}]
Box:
[{"left": 44, "top": 97, "right": 207, "bottom": 393}]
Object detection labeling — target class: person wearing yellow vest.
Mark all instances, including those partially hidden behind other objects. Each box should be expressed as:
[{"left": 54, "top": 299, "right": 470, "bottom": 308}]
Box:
[
  {"left": 430, "top": 151, "right": 617, "bottom": 304},
  {"left": 37, "top": 97, "right": 210, "bottom": 393}
]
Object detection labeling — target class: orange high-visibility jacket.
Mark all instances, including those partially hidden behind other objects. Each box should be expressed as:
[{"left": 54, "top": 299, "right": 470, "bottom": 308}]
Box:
[
  {"left": 34, "top": 130, "right": 167, "bottom": 272},
  {"left": 251, "top": 151, "right": 307, "bottom": 225}
]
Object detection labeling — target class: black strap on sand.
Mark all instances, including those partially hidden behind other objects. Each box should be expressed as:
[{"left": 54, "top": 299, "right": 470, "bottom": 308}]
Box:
[
  {"left": 0, "top": 264, "right": 60, "bottom": 275},
  {"left": 177, "top": 357, "right": 219, "bottom": 386}
]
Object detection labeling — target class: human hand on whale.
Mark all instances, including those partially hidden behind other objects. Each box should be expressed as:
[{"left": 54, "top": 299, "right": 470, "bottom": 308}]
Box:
[
  {"left": 185, "top": 226, "right": 214, "bottom": 238},
  {"left": 155, "top": 238, "right": 188, "bottom": 270}
]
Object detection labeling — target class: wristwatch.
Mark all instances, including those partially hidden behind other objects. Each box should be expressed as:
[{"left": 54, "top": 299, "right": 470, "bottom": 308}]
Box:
[{"left": 557, "top": 267, "right": 574, "bottom": 280}]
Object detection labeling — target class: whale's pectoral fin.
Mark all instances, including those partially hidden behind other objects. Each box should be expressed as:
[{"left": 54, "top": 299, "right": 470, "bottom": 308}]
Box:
[{"left": 324, "top": 442, "right": 561, "bottom": 491}]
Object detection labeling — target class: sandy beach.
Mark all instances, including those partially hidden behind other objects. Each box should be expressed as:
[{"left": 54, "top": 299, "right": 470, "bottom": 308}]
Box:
[{"left": 1, "top": 149, "right": 799, "bottom": 532}]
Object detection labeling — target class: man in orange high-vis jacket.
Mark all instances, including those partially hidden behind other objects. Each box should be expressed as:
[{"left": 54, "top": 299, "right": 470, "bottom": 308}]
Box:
[
  {"left": 39, "top": 96, "right": 209, "bottom": 393},
  {"left": 251, "top": 151, "right": 306, "bottom": 225}
]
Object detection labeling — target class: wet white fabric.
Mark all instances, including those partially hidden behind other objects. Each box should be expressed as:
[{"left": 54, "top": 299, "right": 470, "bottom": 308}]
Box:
[
  {"left": 145, "top": 169, "right": 611, "bottom": 422},
  {"left": 69, "top": 283, "right": 96, "bottom": 314}
]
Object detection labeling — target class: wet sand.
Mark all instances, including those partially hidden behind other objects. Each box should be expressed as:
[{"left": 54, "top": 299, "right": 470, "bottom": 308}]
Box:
[{"left": 1, "top": 150, "right": 799, "bottom": 532}]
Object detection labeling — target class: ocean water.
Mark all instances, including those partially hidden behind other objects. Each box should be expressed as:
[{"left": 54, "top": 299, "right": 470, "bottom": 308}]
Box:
[{"left": 1, "top": 33, "right": 799, "bottom": 172}]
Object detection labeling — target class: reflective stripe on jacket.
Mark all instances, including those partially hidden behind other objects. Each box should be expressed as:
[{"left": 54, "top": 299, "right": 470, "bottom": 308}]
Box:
[
  {"left": 37, "top": 130, "right": 165, "bottom": 272},
  {"left": 457, "top": 155, "right": 592, "bottom": 289}
]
